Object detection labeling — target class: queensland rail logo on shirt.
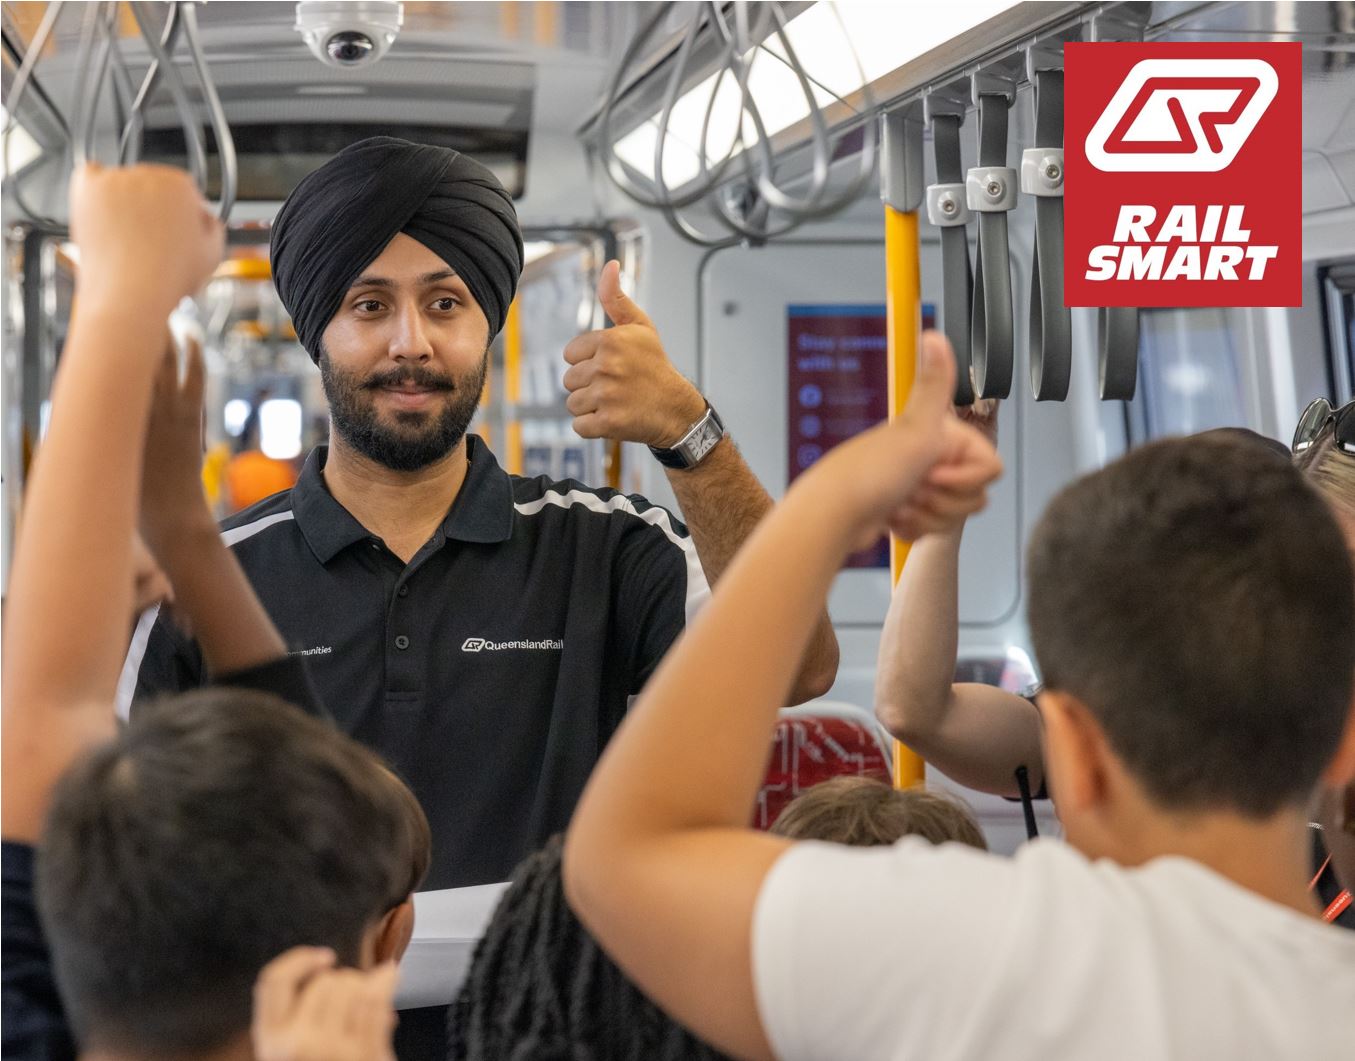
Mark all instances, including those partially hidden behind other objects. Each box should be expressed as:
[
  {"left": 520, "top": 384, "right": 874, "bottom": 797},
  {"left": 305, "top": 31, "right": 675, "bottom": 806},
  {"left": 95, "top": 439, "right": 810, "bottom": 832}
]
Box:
[
  {"left": 461, "top": 637, "right": 564, "bottom": 653},
  {"left": 1064, "top": 43, "right": 1301, "bottom": 307}
]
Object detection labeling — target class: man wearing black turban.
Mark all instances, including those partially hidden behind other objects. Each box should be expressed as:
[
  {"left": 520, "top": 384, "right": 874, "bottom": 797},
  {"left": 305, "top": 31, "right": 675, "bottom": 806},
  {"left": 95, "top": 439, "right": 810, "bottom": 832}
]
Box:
[
  {"left": 272, "top": 136, "right": 522, "bottom": 362},
  {"left": 270, "top": 136, "right": 523, "bottom": 476},
  {"left": 126, "top": 135, "right": 838, "bottom": 1055}
]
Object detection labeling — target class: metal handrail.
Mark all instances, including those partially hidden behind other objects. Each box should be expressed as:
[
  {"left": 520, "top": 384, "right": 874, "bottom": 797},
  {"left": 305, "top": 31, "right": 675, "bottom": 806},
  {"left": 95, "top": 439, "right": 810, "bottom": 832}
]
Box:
[
  {"left": 594, "top": 1, "right": 880, "bottom": 248},
  {"left": 4, "top": 0, "right": 238, "bottom": 226}
]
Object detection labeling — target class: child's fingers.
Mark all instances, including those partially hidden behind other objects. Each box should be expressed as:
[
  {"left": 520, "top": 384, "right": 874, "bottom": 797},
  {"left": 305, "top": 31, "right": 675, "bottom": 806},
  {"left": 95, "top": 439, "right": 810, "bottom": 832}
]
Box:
[
  {"left": 183, "top": 336, "right": 206, "bottom": 404},
  {"left": 295, "top": 969, "right": 353, "bottom": 1029},
  {"left": 900, "top": 332, "right": 958, "bottom": 428},
  {"left": 351, "top": 965, "right": 399, "bottom": 1052},
  {"left": 154, "top": 333, "right": 179, "bottom": 394},
  {"left": 254, "top": 947, "right": 336, "bottom": 1032},
  {"left": 925, "top": 459, "right": 1002, "bottom": 492}
]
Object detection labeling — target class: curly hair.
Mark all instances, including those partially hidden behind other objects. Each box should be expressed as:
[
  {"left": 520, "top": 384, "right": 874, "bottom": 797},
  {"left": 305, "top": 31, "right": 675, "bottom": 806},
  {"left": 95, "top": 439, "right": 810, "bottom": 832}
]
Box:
[{"left": 449, "top": 835, "right": 731, "bottom": 1061}]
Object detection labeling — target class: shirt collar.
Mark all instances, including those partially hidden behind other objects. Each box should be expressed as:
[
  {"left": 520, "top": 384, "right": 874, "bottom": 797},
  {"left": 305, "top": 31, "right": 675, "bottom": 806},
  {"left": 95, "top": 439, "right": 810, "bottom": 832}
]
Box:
[
  {"left": 291, "top": 435, "right": 514, "bottom": 564},
  {"left": 443, "top": 435, "right": 515, "bottom": 544}
]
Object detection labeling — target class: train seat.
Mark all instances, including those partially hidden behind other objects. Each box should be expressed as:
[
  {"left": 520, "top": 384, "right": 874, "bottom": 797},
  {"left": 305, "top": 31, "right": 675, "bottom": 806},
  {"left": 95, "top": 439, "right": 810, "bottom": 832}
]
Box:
[{"left": 754, "top": 701, "right": 895, "bottom": 830}]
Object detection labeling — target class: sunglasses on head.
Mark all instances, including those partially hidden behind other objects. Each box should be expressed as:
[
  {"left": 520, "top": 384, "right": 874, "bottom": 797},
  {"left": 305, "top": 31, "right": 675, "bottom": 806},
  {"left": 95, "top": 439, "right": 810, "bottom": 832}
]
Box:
[{"left": 1292, "top": 398, "right": 1355, "bottom": 456}]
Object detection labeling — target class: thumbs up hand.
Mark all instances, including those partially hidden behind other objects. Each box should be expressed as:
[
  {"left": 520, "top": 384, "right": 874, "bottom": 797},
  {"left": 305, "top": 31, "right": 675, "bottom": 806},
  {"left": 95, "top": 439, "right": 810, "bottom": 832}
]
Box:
[
  {"left": 562, "top": 261, "right": 707, "bottom": 448},
  {"left": 804, "top": 332, "right": 1003, "bottom": 549}
]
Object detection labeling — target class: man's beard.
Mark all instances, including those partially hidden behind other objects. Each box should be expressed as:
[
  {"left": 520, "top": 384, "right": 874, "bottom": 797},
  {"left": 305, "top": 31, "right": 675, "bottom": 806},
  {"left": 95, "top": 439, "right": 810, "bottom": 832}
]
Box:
[{"left": 318, "top": 343, "right": 488, "bottom": 472}]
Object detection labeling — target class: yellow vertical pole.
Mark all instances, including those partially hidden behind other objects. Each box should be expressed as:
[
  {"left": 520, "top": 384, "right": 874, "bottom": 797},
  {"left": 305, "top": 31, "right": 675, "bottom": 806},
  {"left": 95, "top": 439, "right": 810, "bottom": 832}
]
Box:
[
  {"left": 504, "top": 295, "right": 523, "bottom": 475},
  {"left": 533, "top": 1, "right": 559, "bottom": 47},
  {"left": 885, "top": 204, "right": 926, "bottom": 790}
]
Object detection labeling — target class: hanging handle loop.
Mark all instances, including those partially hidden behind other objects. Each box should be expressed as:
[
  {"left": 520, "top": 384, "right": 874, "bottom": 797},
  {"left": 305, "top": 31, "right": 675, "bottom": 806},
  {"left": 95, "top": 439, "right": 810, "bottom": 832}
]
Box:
[
  {"left": 1023, "top": 55, "right": 1071, "bottom": 402},
  {"left": 967, "top": 73, "right": 1016, "bottom": 400},
  {"left": 925, "top": 88, "right": 974, "bottom": 405}
]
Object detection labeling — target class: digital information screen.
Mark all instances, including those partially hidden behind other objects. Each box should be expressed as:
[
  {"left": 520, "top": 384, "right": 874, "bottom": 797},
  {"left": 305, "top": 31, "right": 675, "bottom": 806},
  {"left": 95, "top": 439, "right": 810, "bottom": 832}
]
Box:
[{"left": 787, "top": 303, "right": 935, "bottom": 569}]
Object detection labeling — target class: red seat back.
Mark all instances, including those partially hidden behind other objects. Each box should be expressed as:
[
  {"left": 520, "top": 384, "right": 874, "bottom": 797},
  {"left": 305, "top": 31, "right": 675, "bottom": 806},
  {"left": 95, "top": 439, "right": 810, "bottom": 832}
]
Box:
[{"left": 754, "top": 711, "right": 894, "bottom": 830}]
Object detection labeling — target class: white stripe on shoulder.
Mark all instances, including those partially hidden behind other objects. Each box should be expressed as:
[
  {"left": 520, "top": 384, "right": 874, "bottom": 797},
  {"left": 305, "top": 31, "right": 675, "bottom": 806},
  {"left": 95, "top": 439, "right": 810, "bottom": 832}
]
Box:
[
  {"left": 514, "top": 489, "right": 710, "bottom": 623},
  {"left": 221, "top": 510, "right": 296, "bottom": 547},
  {"left": 116, "top": 603, "right": 160, "bottom": 722}
]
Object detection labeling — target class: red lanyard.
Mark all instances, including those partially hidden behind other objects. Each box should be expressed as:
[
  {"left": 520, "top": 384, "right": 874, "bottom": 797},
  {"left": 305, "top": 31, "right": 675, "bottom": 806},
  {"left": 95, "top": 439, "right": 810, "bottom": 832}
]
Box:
[{"left": 1309, "top": 854, "right": 1352, "bottom": 922}]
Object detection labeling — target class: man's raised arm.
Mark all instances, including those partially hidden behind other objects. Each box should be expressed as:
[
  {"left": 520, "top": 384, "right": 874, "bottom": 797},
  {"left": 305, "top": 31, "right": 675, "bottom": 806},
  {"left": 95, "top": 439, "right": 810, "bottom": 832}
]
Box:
[{"left": 562, "top": 261, "right": 839, "bottom": 703}]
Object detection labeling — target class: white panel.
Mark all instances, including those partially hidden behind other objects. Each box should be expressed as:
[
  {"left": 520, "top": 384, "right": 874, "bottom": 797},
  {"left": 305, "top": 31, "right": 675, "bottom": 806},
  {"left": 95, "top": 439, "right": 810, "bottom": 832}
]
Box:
[
  {"left": 699, "top": 241, "right": 1020, "bottom": 629},
  {"left": 1303, "top": 152, "right": 1351, "bottom": 215}
]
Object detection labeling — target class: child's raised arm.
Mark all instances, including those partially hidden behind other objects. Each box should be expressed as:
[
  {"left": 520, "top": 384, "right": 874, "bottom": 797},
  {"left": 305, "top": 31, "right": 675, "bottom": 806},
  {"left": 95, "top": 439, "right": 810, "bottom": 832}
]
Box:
[
  {"left": 135, "top": 337, "right": 328, "bottom": 717},
  {"left": 563, "top": 333, "right": 1003, "bottom": 1060},
  {"left": 874, "top": 400, "right": 1046, "bottom": 797},
  {"left": 1, "top": 164, "right": 223, "bottom": 843}
]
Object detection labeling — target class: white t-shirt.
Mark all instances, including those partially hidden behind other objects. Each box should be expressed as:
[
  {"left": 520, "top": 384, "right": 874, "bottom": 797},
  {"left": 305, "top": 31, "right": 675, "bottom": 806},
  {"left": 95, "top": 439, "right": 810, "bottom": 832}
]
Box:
[{"left": 752, "top": 837, "right": 1355, "bottom": 1061}]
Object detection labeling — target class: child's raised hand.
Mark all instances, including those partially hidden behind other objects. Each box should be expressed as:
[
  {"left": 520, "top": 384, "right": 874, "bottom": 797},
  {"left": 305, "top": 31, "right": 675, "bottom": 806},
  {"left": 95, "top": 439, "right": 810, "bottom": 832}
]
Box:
[
  {"left": 69, "top": 163, "right": 223, "bottom": 317},
  {"left": 814, "top": 331, "right": 1003, "bottom": 546},
  {"left": 140, "top": 335, "right": 211, "bottom": 555},
  {"left": 253, "top": 948, "right": 399, "bottom": 1061}
]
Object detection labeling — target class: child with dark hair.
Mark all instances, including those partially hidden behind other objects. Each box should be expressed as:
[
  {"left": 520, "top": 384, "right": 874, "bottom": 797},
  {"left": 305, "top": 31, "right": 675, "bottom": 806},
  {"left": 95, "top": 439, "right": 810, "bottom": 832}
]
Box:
[
  {"left": 449, "top": 835, "right": 729, "bottom": 1061},
  {"left": 1, "top": 164, "right": 412, "bottom": 1061},
  {"left": 874, "top": 401, "right": 1355, "bottom": 925},
  {"left": 563, "top": 335, "right": 1355, "bottom": 1060},
  {"left": 770, "top": 777, "right": 986, "bottom": 850}
]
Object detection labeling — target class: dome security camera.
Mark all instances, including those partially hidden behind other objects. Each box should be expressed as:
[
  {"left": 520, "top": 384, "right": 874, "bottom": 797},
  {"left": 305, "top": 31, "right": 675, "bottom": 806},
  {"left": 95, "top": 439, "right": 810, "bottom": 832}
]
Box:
[{"left": 294, "top": 1, "right": 403, "bottom": 69}]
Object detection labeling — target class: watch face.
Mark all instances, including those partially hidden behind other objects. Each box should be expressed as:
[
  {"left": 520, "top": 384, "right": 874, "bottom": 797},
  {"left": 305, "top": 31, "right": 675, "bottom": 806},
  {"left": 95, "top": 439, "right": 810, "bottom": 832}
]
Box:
[{"left": 690, "top": 422, "right": 720, "bottom": 463}]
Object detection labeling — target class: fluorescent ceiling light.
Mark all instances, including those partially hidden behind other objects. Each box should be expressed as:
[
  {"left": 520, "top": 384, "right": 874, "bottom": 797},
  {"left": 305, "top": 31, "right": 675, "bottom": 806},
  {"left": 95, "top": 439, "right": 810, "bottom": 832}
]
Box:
[
  {"left": 1, "top": 106, "right": 43, "bottom": 178},
  {"left": 614, "top": 0, "right": 1018, "bottom": 186}
]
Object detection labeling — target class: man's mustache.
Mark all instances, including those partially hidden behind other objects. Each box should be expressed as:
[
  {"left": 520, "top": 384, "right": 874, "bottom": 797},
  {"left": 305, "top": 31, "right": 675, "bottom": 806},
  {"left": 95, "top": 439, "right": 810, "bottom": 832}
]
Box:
[{"left": 363, "top": 366, "right": 456, "bottom": 391}]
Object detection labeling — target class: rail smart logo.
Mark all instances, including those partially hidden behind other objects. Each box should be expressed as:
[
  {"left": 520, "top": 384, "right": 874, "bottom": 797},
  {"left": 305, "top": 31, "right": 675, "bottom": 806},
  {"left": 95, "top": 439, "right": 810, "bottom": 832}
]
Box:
[{"left": 1064, "top": 43, "right": 1301, "bottom": 308}]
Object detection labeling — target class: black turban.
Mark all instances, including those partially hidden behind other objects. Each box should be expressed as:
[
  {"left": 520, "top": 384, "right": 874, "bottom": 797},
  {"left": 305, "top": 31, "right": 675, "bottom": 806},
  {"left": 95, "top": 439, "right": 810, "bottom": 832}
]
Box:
[{"left": 270, "top": 136, "right": 523, "bottom": 361}]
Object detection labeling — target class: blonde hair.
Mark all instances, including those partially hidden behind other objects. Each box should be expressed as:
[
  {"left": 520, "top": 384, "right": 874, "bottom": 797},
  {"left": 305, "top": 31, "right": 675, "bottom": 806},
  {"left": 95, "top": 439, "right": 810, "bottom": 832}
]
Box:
[
  {"left": 1294, "top": 432, "right": 1355, "bottom": 523},
  {"left": 769, "top": 776, "right": 987, "bottom": 850}
]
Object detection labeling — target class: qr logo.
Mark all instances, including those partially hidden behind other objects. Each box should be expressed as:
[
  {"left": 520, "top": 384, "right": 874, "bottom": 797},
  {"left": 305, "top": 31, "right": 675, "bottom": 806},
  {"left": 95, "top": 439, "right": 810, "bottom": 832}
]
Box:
[
  {"left": 1085, "top": 58, "right": 1278, "bottom": 173},
  {"left": 461, "top": 638, "right": 486, "bottom": 652}
]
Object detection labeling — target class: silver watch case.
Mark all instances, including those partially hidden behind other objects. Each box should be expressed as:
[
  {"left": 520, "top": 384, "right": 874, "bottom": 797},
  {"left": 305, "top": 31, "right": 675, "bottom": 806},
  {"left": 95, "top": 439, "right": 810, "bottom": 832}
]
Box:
[{"left": 650, "top": 405, "right": 726, "bottom": 469}]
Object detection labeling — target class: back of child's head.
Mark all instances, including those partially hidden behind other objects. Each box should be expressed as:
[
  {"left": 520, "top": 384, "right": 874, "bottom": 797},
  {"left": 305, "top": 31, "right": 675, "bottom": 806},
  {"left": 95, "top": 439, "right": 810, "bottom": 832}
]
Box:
[
  {"left": 1026, "top": 435, "right": 1355, "bottom": 817},
  {"left": 769, "top": 776, "right": 987, "bottom": 849},
  {"left": 37, "top": 689, "right": 416, "bottom": 1058},
  {"left": 375, "top": 761, "right": 432, "bottom": 898},
  {"left": 450, "top": 834, "right": 731, "bottom": 1061}
]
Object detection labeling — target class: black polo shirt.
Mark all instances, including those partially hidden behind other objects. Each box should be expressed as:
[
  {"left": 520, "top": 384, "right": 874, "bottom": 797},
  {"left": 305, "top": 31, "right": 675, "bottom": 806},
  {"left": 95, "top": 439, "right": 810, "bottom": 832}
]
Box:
[{"left": 126, "top": 436, "right": 708, "bottom": 889}]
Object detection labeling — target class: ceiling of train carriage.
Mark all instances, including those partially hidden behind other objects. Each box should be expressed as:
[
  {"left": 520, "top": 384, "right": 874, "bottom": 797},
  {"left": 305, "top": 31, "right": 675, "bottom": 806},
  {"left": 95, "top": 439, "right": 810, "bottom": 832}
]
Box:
[
  {"left": 0, "top": 1, "right": 639, "bottom": 202},
  {"left": 1147, "top": 1, "right": 1355, "bottom": 221},
  {"left": 1, "top": 1, "right": 1353, "bottom": 217}
]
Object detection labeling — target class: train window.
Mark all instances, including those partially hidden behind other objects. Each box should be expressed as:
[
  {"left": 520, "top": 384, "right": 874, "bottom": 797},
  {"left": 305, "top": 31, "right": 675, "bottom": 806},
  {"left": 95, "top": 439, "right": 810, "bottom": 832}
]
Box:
[
  {"left": 258, "top": 398, "right": 303, "bottom": 461},
  {"left": 1127, "top": 308, "right": 1249, "bottom": 441},
  {"left": 483, "top": 229, "right": 636, "bottom": 487},
  {"left": 1320, "top": 262, "right": 1355, "bottom": 403},
  {"left": 223, "top": 398, "right": 251, "bottom": 438}
]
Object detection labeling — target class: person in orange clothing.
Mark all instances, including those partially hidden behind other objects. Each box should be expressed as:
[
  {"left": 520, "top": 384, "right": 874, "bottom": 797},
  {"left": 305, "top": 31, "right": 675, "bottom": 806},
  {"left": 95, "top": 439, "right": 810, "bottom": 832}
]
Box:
[{"left": 225, "top": 392, "right": 298, "bottom": 512}]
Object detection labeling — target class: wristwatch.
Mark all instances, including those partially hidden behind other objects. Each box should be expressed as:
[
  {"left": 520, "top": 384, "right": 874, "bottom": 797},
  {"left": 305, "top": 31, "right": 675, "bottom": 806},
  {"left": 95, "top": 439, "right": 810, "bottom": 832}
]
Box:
[{"left": 649, "top": 403, "right": 727, "bottom": 470}]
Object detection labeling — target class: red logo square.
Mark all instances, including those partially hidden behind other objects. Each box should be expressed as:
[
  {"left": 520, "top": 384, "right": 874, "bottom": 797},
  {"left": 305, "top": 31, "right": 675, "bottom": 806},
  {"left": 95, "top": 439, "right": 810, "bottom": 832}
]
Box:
[{"left": 1064, "top": 42, "right": 1301, "bottom": 308}]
